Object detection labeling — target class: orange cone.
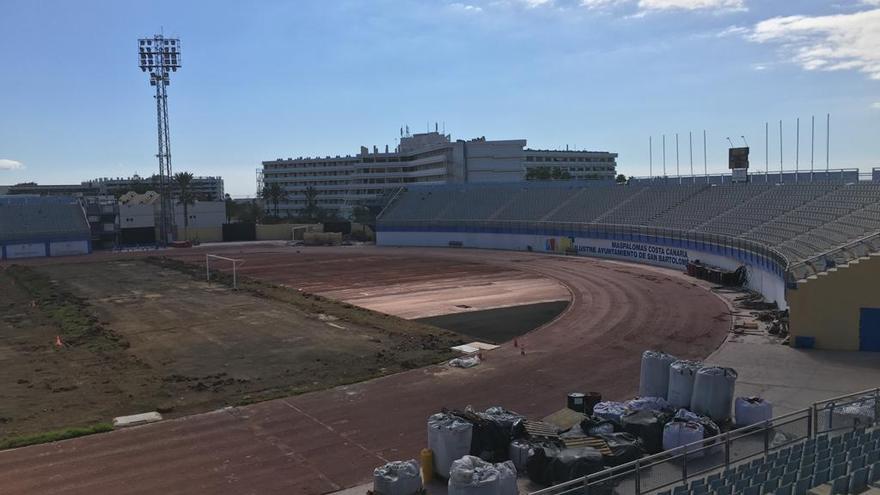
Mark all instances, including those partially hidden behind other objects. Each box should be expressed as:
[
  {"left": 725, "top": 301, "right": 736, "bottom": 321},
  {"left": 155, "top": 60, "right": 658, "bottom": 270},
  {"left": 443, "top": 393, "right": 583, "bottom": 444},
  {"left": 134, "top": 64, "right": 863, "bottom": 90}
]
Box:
[{"left": 513, "top": 338, "right": 518, "bottom": 348}]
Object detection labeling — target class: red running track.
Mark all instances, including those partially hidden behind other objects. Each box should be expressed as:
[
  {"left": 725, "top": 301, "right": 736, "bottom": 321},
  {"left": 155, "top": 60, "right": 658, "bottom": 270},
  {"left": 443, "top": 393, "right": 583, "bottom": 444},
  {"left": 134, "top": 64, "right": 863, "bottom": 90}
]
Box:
[{"left": 0, "top": 247, "right": 731, "bottom": 495}]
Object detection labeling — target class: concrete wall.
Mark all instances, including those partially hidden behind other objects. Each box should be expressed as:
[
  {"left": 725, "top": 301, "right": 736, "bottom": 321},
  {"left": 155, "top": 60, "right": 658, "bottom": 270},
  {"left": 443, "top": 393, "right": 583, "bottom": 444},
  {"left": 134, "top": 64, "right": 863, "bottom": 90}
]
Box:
[
  {"left": 176, "top": 201, "right": 225, "bottom": 229},
  {"left": 2, "top": 239, "right": 90, "bottom": 260},
  {"left": 180, "top": 227, "right": 223, "bottom": 243},
  {"left": 255, "top": 223, "right": 322, "bottom": 241},
  {"left": 458, "top": 139, "right": 527, "bottom": 183},
  {"left": 120, "top": 203, "right": 155, "bottom": 229},
  {"left": 787, "top": 253, "right": 880, "bottom": 351},
  {"left": 377, "top": 228, "right": 787, "bottom": 308}
]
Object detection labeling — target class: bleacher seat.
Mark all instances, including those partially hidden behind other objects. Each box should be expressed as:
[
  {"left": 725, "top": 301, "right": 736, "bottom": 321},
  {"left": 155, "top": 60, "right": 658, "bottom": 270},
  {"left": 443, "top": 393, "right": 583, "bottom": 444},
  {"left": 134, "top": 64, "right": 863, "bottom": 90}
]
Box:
[{"left": 378, "top": 182, "right": 880, "bottom": 269}]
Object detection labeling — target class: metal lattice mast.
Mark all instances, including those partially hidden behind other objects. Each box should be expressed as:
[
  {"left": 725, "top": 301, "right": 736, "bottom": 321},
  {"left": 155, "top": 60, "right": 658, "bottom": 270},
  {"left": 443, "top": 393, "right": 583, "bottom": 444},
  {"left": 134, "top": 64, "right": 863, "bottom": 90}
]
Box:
[{"left": 139, "top": 34, "right": 181, "bottom": 245}]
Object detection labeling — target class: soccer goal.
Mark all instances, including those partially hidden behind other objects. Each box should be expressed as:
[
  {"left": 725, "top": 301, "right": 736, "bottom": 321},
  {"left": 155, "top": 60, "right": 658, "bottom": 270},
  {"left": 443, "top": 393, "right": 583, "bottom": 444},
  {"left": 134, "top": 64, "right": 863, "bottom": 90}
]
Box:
[{"left": 205, "top": 254, "right": 244, "bottom": 290}]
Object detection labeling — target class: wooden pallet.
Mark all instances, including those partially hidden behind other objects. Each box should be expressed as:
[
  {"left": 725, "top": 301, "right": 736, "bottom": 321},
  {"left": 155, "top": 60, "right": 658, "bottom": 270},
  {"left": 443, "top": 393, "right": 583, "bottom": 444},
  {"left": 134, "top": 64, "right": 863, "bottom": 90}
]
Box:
[
  {"left": 524, "top": 420, "right": 561, "bottom": 440},
  {"left": 561, "top": 436, "right": 612, "bottom": 456}
]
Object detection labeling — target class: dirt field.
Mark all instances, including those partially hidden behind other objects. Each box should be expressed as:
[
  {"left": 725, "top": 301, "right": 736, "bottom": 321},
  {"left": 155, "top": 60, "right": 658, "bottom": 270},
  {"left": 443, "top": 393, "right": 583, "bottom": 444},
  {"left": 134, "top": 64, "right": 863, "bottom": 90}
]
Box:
[
  {"left": 0, "top": 257, "right": 463, "bottom": 443},
  {"left": 169, "top": 247, "right": 571, "bottom": 319},
  {"left": 0, "top": 246, "right": 733, "bottom": 495}
]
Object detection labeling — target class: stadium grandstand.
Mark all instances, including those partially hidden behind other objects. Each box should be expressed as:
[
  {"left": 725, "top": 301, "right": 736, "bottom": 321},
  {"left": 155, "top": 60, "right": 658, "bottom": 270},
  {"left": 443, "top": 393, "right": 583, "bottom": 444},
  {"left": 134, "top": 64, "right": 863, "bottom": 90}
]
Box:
[
  {"left": 0, "top": 195, "right": 91, "bottom": 259},
  {"left": 377, "top": 180, "right": 880, "bottom": 351}
]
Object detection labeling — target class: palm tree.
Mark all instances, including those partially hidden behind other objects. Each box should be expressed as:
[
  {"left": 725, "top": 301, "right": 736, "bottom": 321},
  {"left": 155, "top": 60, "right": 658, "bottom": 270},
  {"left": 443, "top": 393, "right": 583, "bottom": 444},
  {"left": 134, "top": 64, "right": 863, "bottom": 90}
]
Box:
[
  {"left": 303, "top": 185, "right": 320, "bottom": 221},
  {"left": 173, "top": 172, "right": 195, "bottom": 240},
  {"left": 261, "top": 182, "right": 285, "bottom": 218}
]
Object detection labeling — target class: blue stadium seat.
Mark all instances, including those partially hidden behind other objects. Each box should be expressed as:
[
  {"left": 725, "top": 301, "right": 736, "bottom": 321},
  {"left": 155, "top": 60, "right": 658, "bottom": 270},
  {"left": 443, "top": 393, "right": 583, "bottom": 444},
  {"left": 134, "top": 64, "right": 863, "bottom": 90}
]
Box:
[
  {"left": 794, "top": 477, "right": 813, "bottom": 495},
  {"left": 763, "top": 477, "right": 780, "bottom": 492},
  {"left": 830, "top": 474, "right": 850, "bottom": 494},
  {"left": 851, "top": 455, "right": 867, "bottom": 471},
  {"left": 869, "top": 462, "right": 880, "bottom": 483},
  {"left": 712, "top": 486, "right": 731, "bottom": 495},
  {"left": 775, "top": 484, "right": 793, "bottom": 495},
  {"left": 814, "top": 468, "right": 831, "bottom": 486},
  {"left": 742, "top": 485, "right": 760, "bottom": 495},
  {"left": 849, "top": 467, "right": 869, "bottom": 494}
]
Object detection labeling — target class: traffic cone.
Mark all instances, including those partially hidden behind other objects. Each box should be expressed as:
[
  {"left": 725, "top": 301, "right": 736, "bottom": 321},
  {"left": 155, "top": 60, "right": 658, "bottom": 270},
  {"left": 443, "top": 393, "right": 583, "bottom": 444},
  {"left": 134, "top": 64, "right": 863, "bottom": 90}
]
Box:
[{"left": 513, "top": 338, "right": 518, "bottom": 348}]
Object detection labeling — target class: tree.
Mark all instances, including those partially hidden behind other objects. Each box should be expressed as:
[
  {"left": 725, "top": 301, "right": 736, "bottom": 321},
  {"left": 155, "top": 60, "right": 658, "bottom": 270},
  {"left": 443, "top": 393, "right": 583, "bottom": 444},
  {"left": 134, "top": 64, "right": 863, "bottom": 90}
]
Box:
[
  {"left": 352, "top": 206, "right": 375, "bottom": 225},
  {"left": 615, "top": 174, "right": 628, "bottom": 184},
  {"left": 224, "top": 193, "right": 236, "bottom": 223},
  {"left": 551, "top": 167, "right": 572, "bottom": 180},
  {"left": 173, "top": 172, "right": 195, "bottom": 240},
  {"left": 302, "top": 185, "right": 321, "bottom": 222},
  {"left": 238, "top": 199, "right": 265, "bottom": 223},
  {"left": 261, "top": 182, "right": 285, "bottom": 218},
  {"left": 526, "top": 167, "right": 552, "bottom": 180}
]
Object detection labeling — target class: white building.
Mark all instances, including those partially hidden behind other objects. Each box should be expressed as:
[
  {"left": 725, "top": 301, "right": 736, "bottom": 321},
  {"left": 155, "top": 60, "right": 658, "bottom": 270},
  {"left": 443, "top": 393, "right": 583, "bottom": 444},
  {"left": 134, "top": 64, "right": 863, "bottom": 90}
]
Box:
[
  {"left": 85, "top": 175, "right": 225, "bottom": 201},
  {"left": 261, "top": 131, "right": 617, "bottom": 216}
]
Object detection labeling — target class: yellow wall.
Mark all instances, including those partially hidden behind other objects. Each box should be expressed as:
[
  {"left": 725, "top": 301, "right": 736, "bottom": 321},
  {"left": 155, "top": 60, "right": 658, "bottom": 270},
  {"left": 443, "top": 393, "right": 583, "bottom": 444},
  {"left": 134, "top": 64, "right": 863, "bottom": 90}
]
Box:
[
  {"left": 787, "top": 253, "right": 880, "bottom": 351},
  {"left": 180, "top": 227, "right": 223, "bottom": 243}
]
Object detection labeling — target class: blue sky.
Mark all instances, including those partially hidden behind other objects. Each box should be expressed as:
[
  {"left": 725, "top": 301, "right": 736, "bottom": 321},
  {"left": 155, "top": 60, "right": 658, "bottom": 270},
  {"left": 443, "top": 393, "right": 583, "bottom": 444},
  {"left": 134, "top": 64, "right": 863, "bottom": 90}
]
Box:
[{"left": 1, "top": 0, "right": 878, "bottom": 196}]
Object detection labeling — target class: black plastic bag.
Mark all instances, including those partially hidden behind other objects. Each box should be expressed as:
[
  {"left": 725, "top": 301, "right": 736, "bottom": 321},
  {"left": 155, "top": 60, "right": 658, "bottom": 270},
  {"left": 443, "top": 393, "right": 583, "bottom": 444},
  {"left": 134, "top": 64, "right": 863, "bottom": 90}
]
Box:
[
  {"left": 580, "top": 415, "right": 617, "bottom": 436},
  {"left": 526, "top": 446, "right": 557, "bottom": 486},
  {"left": 620, "top": 409, "right": 669, "bottom": 455},
  {"left": 450, "top": 406, "right": 525, "bottom": 463},
  {"left": 594, "top": 432, "right": 645, "bottom": 467},
  {"left": 547, "top": 447, "right": 604, "bottom": 484}
]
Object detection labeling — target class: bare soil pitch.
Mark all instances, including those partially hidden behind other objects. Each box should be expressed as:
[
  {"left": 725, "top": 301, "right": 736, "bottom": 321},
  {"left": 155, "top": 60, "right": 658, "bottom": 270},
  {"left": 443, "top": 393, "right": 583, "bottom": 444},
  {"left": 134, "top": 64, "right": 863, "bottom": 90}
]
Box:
[
  {"left": 0, "top": 258, "right": 462, "bottom": 443},
  {"left": 0, "top": 247, "right": 733, "bottom": 495}
]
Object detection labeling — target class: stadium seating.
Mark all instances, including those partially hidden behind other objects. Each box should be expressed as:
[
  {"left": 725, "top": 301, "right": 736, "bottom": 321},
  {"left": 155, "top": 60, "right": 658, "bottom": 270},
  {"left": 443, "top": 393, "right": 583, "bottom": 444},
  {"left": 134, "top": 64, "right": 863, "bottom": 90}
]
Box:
[
  {"left": 655, "top": 428, "right": 880, "bottom": 495},
  {"left": 0, "top": 195, "right": 91, "bottom": 242},
  {"left": 379, "top": 182, "right": 880, "bottom": 274}
]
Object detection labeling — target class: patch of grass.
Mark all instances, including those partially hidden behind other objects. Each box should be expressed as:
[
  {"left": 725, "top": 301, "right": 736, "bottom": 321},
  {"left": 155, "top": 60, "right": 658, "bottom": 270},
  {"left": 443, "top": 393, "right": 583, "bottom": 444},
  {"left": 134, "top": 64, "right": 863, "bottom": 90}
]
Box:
[
  {"left": 0, "top": 423, "right": 114, "bottom": 450},
  {"left": 5, "top": 265, "right": 128, "bottom": 351}
]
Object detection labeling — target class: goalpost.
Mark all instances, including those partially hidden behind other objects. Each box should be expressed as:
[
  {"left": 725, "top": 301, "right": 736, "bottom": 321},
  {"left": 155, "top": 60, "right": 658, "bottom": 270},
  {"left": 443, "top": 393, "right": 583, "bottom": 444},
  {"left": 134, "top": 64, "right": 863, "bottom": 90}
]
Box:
[{"left": 205, "top": 254, "right": 244, "bottom": 290}]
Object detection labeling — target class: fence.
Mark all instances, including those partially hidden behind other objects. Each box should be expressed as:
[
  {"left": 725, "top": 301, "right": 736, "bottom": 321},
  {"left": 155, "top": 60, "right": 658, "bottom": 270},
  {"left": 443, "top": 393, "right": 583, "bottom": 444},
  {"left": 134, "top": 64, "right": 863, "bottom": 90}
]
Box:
[
  {"left": 813, "top": 388, "right": 880, "bottom": 435},
  {"left": 786, "top": 232, "right": 880, "bottom": 281},
  {"left": 378, "top": 219, "right": 790, "bottom": 277},
  {"left": 628, "top": 169, "right": 860, "bottom": 185},
  {"left": 530, "top": 388, "right": 880, "bottom": 495}
]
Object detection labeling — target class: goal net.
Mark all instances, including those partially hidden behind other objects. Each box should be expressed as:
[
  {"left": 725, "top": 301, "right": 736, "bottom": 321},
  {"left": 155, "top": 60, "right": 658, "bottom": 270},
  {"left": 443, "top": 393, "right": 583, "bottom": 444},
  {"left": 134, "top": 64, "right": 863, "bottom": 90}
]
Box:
[{"left": 205, "top": 254, "right": 244, "bottom": 289}]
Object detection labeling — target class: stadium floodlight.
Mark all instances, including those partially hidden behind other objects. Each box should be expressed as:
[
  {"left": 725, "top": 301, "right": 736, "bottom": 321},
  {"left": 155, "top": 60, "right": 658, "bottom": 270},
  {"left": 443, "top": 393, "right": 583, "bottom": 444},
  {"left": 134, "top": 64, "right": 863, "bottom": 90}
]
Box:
[{"left": 138, "top": 34, "right": 182, "bottom": 245}]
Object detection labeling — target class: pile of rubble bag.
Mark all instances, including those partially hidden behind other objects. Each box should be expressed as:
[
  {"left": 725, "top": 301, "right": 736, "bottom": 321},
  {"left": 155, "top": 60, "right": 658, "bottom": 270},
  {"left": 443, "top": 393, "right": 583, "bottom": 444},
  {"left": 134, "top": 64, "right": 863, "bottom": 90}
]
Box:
[{"left": 373, "top": 349, "right": 773, "bottom": 494}]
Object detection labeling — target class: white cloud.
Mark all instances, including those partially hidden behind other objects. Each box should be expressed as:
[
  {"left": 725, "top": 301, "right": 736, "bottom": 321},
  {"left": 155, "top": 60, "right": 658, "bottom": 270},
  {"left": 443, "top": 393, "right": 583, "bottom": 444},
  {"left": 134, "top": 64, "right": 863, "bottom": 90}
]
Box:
[
  {"left": 521, "top": 0, "right": 553, "bottom": 7},
  {"left": 0, "top": 159, "right": 23, "bottom": 170},
  {"left": 716, "top": 25, "right": 749, "bottom": 37},
  {"left": 450, "top": 2, "right": 484, "bottom": 12},
  {"left": 580, "top": 0, "right": 619, "bottom": 8},
  {"left": 578, "top": 0, "right": 745, "bottom": 13},
  {"left": 748, "top": 8, "right": 880, "bottom": 80},
  {"left": 871, "top": 101, "right": 880, "bottom": 110},
  {"left": 638, "top": 0, "right": 745, "bottom": 11}
]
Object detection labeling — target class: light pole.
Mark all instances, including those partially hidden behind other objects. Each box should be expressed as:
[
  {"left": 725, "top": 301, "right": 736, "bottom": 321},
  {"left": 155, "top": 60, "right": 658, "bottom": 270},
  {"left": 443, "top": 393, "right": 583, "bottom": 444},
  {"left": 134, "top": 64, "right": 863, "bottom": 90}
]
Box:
[{"left": 138, "top": 34, "right": 181, "bottom": 245}]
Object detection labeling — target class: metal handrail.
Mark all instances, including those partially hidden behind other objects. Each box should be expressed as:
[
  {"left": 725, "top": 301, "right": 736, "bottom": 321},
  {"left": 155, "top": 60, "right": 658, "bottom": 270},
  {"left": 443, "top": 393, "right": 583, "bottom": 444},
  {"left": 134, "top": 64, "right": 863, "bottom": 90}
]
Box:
[
  {"left": 787, "top": 231, "right": 880, "bottom": 273},
  {"left": 529, "top": 386, "right": 880, "bottom": 495},
  {"left": 375, "top": 186, "right": 406, "bottom": 221}
]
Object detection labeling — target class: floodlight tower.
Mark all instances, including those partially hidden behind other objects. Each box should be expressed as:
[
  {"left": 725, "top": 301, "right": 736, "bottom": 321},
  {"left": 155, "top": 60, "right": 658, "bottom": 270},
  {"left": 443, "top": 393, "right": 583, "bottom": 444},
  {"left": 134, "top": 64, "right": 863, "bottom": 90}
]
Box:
[{"left": 138, "top": 34, "right": 181, "bottom": 245}]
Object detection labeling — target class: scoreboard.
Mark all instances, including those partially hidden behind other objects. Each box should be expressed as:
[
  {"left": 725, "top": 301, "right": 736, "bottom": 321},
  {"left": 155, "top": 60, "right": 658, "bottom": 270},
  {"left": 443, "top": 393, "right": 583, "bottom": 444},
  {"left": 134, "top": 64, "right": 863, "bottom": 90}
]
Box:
[{"left": 729, "top": 147, "right": 750, "bottom": 169}]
